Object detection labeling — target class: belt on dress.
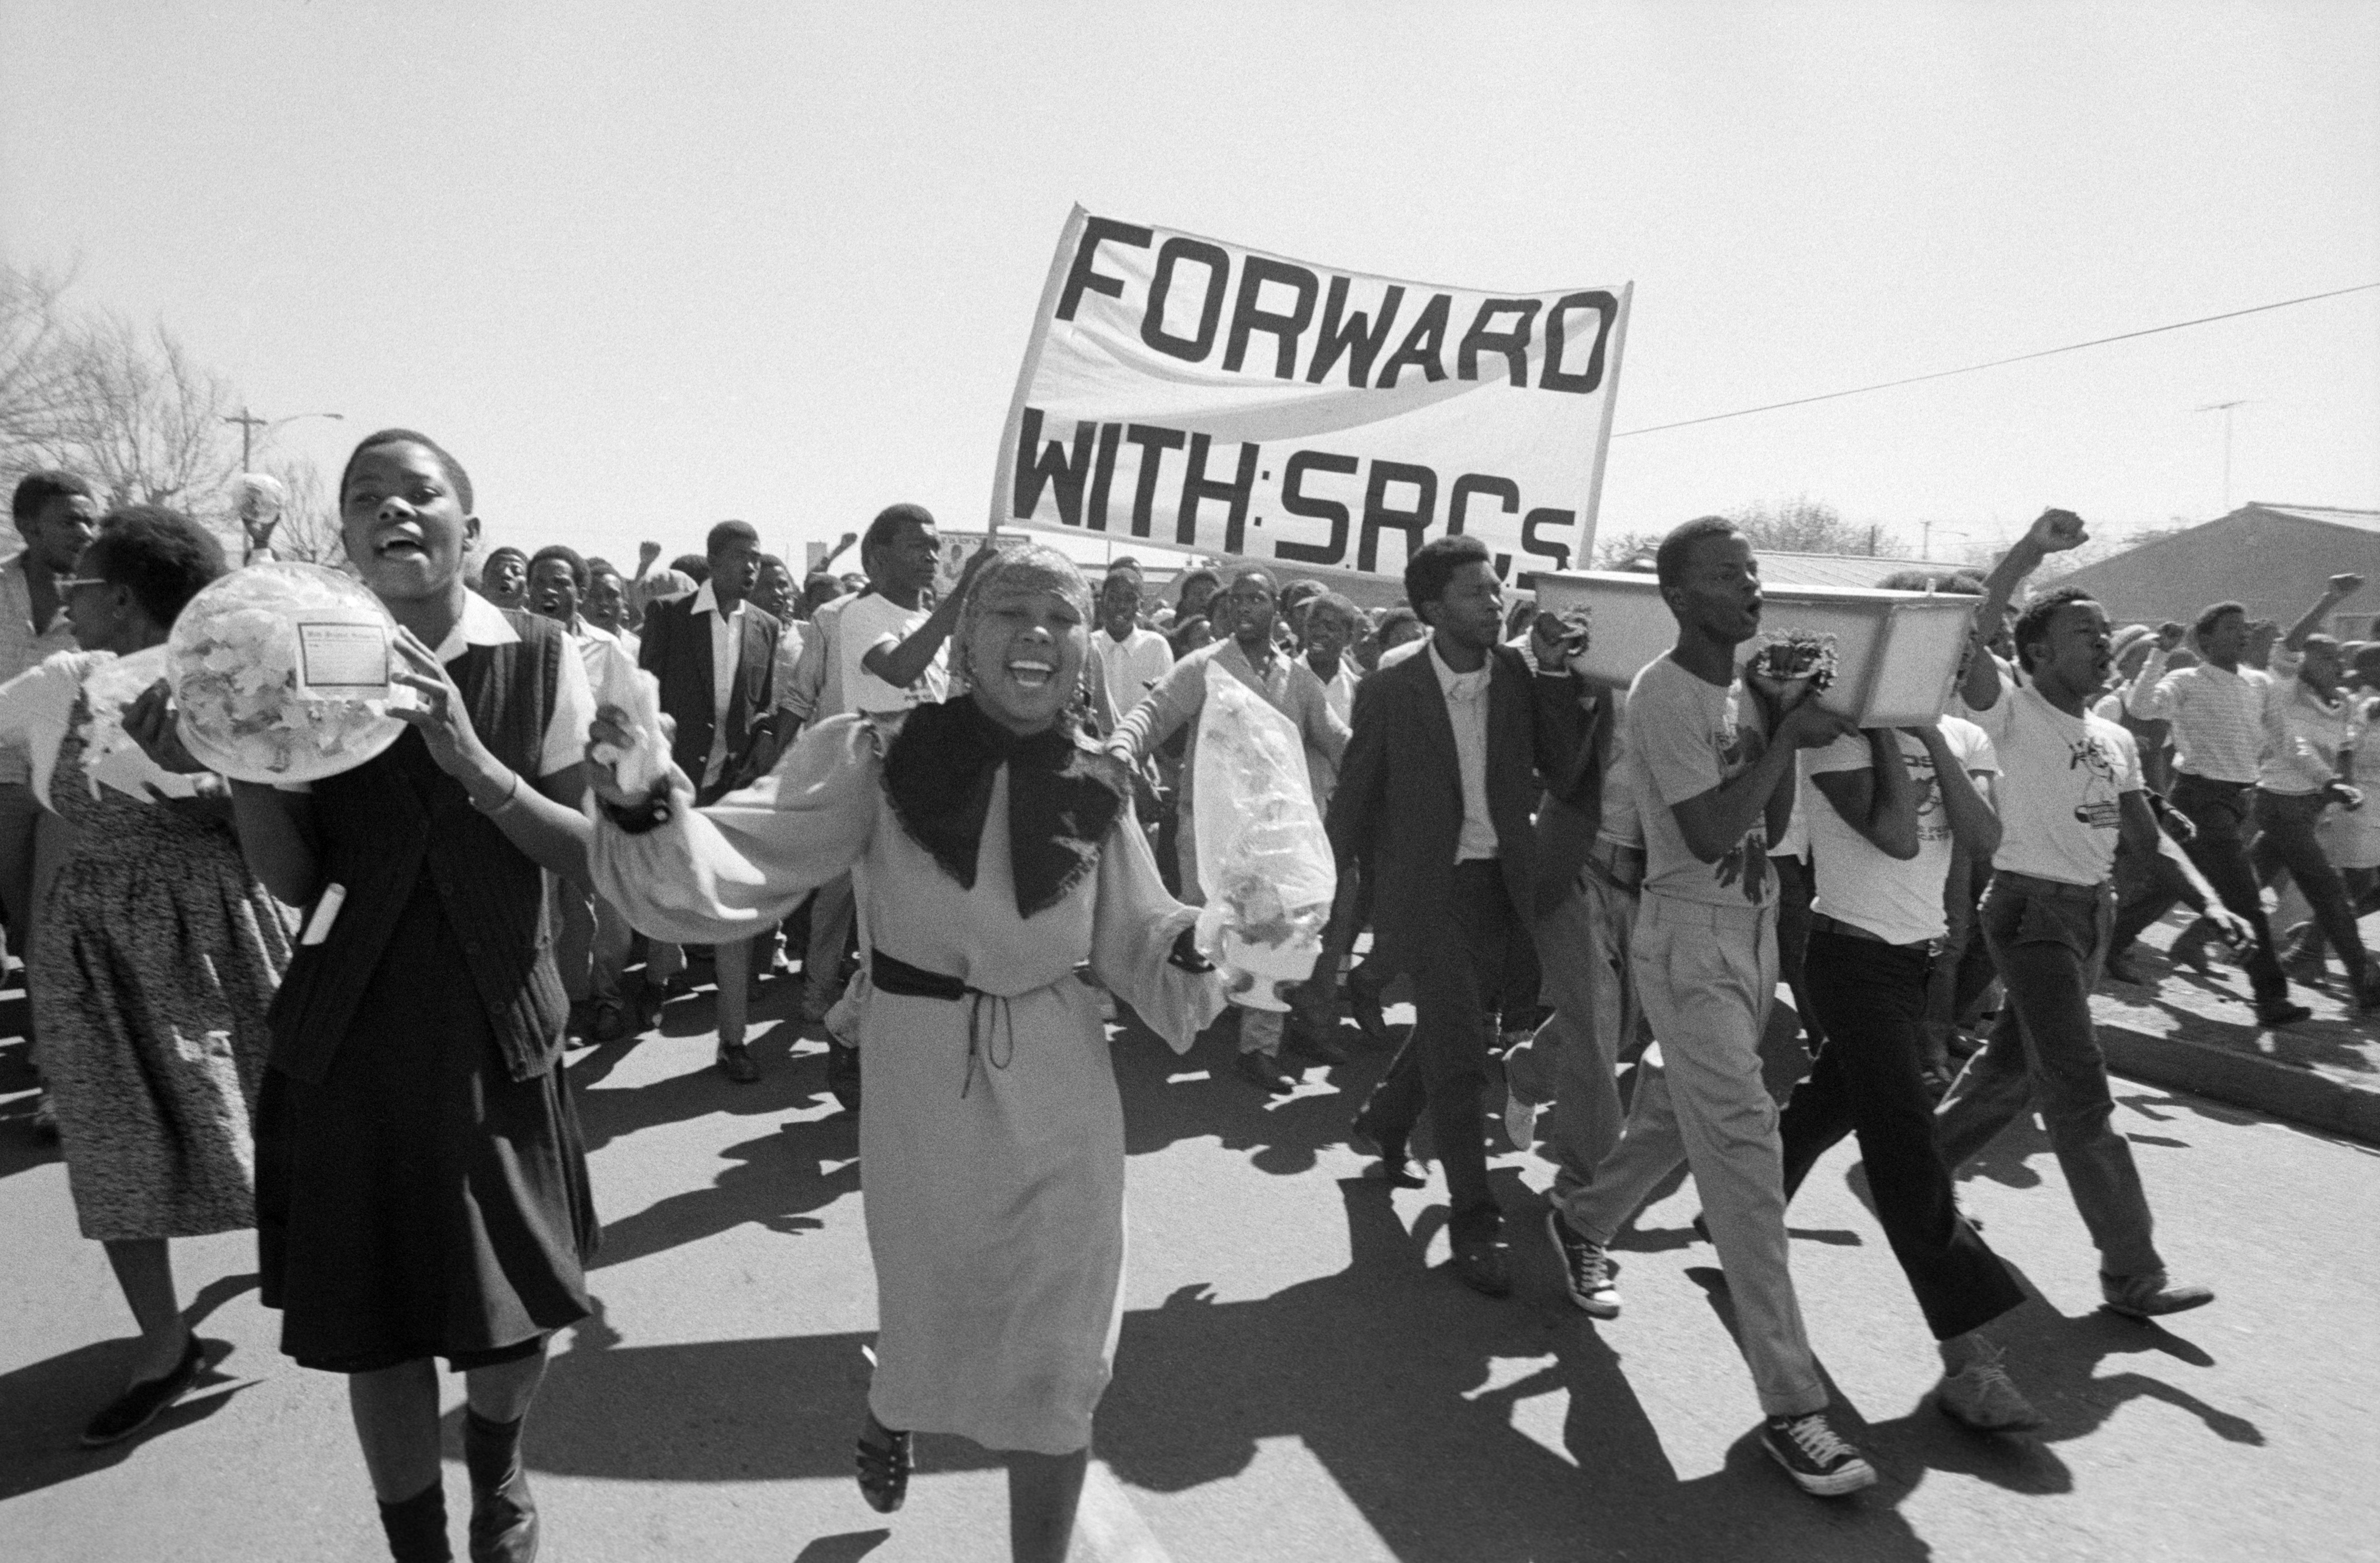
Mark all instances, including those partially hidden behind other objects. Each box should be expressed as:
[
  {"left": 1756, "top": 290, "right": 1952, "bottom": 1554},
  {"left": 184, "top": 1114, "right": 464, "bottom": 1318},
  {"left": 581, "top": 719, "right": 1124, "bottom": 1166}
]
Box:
[{"left": 872, "top": 947, "right": 1018, "bottom": 1099}]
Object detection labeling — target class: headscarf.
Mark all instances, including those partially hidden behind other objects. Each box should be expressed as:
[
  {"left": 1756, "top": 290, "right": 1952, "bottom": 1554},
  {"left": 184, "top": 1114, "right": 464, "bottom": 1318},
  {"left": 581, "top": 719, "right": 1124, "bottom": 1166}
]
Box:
[{"left": 885, "top": 542, "right": 1126, "bottom": 918}]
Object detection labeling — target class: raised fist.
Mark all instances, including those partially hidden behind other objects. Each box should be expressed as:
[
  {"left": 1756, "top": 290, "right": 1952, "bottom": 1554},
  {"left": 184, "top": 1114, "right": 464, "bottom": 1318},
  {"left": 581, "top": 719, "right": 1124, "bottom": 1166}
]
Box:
[
  {"left": 2025, "top": 508, "right": 2087, "bottom": 554},
  {"left": 2156, "top": 622, "right": 2186, "bottom": 651},
  {"left": 2331, "top": 573, "right": 2366, "bottom": 599}
]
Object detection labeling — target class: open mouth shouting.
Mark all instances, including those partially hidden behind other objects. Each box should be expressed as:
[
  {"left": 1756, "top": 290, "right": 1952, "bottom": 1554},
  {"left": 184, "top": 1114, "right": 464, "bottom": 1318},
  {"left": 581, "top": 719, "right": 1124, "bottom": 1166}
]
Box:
[
  {"left": 374, "top": 521, "right": 429, "bottom": 563},
  {"left": 1006, "top": 656, "right": 1057, "bottom": 690}
]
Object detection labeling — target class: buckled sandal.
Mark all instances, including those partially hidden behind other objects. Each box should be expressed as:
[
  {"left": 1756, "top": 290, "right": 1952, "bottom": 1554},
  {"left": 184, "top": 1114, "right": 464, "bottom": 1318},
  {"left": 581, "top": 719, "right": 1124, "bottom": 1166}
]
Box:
[{"left": 855, "top": 1424, "right": 913, "bottom": 1514}]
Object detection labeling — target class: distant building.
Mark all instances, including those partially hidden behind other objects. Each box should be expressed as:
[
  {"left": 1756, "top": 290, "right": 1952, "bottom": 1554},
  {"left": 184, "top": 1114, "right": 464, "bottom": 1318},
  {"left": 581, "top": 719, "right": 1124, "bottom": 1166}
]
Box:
[
  {"left": 1754, "top": 551, "right": 1978, "bottom": 591},
  {"left": 2054, "top": 503, "right": 2380, "bottom": 635},
  {"left": 1550, "top": 547, "right": 1976, "bottom": 590}
]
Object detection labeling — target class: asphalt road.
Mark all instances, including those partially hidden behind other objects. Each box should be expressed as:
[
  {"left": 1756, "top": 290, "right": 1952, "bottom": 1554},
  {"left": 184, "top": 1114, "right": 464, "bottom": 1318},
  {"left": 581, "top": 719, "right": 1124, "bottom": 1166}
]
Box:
[{"left": 3, "top": 971, "right": 2375, "bottom": 1563}]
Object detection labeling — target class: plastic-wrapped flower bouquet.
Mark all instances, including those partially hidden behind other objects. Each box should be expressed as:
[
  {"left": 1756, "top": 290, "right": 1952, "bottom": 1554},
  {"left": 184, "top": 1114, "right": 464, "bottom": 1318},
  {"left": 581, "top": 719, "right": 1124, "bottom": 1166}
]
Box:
[
  {"left": 167, "top": 562, "right": 404, "bottom": 784},
  {"left": 1191, "top": 663, "right": 1336, "bottom": 1009},
  {"left": 1747, "top": 627, "right": 1841, "bottom": 706}
]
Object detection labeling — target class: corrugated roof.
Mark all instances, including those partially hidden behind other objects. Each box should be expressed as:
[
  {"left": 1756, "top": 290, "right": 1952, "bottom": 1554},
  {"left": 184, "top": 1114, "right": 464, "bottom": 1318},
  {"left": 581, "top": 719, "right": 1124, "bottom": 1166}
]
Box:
[
  {"left": 1754, "top": 551, "right": 1974, "bottom": 590},
  {"left": 2247, "top": 503, "right": 2380, "bottom": 535}
]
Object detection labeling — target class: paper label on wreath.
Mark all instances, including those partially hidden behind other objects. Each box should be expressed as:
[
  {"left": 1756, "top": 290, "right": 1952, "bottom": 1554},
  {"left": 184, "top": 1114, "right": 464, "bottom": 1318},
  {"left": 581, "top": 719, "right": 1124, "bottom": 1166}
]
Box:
[{"left": 295, "top": 619, "right": 393, "bottom": 696}]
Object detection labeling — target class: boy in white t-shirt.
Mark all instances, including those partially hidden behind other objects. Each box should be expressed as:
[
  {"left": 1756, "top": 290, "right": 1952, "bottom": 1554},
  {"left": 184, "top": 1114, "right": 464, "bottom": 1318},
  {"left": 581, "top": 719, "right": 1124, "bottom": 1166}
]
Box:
[
  {"left": 1936, "top": 508, "right": 2215, "bottom": 1323},
  {"left": 1542, "top": 517, "right": 1880, "bottom": 1498},
  {"left": 1093, "top": 559, "right": 1173, "bottom": 726}
]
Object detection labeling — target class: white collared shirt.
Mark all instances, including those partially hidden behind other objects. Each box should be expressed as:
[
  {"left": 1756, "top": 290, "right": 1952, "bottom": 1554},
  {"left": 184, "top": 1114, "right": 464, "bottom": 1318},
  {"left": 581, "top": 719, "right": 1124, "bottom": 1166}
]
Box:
[
  {"left": 1099, "top": 625, "right": 1175, "bottom": 722},
  {"left": 561, "top": 614, "right": 640, "bottom": 712},
  {"left": 0, "top": 557, "right": 78, "bottom": 787},
  {"left": 433, "top": 592, "right": 596, "bottom": 780},
  {"left": 1428, "top": 639, "right": 1499, "bottom": 862},
  {"left": 687, "top": 579, "right": 744, "bottom": 732}
]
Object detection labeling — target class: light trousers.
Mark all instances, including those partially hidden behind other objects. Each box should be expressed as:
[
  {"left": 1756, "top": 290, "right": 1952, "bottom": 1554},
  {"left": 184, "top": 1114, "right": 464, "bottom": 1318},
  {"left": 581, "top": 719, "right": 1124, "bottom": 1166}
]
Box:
[
  {"left": 1507, "top": 864, "right": 1648, "bottom": 1216},
  {"left": 1566, "top": 892, "right": 1828, "bottom": 1420}
]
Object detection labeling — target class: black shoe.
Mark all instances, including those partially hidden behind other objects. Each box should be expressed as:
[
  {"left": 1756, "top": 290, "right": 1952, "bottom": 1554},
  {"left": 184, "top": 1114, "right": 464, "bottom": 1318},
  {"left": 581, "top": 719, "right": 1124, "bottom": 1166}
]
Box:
[
  {"left": 1345, "top": 966, "right": 1389, "bottom": 1046},
  {"left": 1545, "top": 1210, "right": 1620, "bottom": 1317},
  {"left": 80, "top": 1335, "right": 204, "bottom": 1446},
  {"left": 1451, "top": 1233, "right": 1512, "bottom": 1298},
  {"left": 1760, "top": 1408, "right": 1878, "bottom": 1497},
  {"left": 716, "top": 1040, "right": 761, "bottom": 1084},
  {"left": 1236, "top": 1048, "right": 1296, "bottom": 1095},
  {"left": 1283, "top": 1014, "right": 1349, "bottom": 1067},
  {"left": 825, "top": 1040, "right": 863, "bottom": 1116},
  {"left": 2101, "top": 1269, "right": 2216, "bottom": 1319},
  {"left": 1348, "top": 1117, "right": 1424, "bottom": 1187},
  {"left": 462, "top": 1407, "right": 538, "bottom": 1562},
  {"left": 855, "top": 1424, "right": 913, "bottom": 1514},
  {"left": 2252, "top": 998, "right": 2313, "bottom": 1029},
  {"left": 2102, "top": 950, "right": 2151, "bottom": 987}
]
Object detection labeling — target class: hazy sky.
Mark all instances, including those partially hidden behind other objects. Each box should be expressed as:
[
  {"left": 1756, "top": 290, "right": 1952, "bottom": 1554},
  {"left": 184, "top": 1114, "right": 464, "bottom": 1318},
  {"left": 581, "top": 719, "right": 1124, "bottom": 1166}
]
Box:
[{"left": 5, "top": 0, "right": 2375, "bottom": 574}]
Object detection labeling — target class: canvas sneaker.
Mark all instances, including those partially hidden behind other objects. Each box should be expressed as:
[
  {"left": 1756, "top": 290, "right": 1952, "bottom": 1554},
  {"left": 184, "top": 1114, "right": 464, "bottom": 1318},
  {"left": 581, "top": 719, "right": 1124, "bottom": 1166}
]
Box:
[
  {"left": 1545, "top": 1210, "right": 1620, "bottom": 1318},
  {"left": 1761, "top": 1409, "right": 1878, "bottom": 1497},
  {"left": 1935, "top": 1338, "right": 2045, "bottom": 1432}
]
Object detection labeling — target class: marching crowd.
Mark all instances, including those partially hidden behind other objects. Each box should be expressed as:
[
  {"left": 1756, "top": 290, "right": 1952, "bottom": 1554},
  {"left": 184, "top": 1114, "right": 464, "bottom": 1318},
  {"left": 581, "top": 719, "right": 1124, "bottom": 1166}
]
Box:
[{"left": 5, "top": 437, "right": 2372, "bottom": 1560}]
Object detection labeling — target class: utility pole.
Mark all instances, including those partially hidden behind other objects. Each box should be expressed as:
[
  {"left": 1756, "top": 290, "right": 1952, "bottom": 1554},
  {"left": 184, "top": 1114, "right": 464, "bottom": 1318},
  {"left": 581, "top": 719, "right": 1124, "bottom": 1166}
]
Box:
[
  {"left": 221, "top": 406, "right": 344, "bottom": 472},
  {"left": 2196, "top": 401, "right": 2249, "bottom": 513},
  {"left": 1919, "top": 521, "right": 1970, "bottom": 561},
  {"left": 224, "top": 407, "right": 269, "bottom": 471}
]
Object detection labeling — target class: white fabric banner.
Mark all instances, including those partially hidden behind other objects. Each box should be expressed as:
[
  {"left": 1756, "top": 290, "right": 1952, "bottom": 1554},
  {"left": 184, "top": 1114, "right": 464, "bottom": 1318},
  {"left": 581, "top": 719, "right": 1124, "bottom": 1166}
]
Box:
[{"left": 992, "top": 205, "right": 1630, "bottom": 580}]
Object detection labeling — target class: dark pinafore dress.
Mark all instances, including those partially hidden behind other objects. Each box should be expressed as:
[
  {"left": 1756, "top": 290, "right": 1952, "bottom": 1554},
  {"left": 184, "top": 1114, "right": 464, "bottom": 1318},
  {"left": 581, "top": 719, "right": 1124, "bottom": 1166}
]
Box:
[{"left": 254, "top": 613, "right": 599, "bottom": 1372}]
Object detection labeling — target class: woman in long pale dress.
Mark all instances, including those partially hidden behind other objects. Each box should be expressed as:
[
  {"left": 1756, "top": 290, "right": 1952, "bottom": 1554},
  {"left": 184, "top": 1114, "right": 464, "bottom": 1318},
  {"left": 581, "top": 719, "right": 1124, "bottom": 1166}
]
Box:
[{"left": 589, "top": 544, "right": 1226, "bottom": 1563}]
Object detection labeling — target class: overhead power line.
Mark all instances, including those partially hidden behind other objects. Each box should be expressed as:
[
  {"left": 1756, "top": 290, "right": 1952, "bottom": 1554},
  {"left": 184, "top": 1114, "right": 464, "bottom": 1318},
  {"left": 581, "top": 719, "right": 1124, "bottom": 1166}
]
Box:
[{"left": 1614, "top": 281, "right": 2380, "bottom": 438}]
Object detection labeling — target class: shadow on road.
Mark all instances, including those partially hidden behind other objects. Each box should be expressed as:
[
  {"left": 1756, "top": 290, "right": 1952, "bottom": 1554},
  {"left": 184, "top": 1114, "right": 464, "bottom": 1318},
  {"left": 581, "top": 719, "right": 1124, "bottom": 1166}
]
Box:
[
  {"left": 0, "top": 1272, "right": 261, "bottom": 1500},
  {"left": 591, "top": 1120, "right": 861, "bottom": 1271},
  {"left": 500, "top": 1177, "right": 2265, "bottom": 1561}
]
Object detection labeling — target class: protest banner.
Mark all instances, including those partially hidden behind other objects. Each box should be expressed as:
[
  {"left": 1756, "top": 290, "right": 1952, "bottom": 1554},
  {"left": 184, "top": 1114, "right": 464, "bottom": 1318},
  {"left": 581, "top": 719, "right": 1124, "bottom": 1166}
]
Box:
[
  {"left": 992, "top": 205, "right": 1630, "bottom": 581},
  {"left": 932, "top": 529, "right": 989, "bottom": 597}
]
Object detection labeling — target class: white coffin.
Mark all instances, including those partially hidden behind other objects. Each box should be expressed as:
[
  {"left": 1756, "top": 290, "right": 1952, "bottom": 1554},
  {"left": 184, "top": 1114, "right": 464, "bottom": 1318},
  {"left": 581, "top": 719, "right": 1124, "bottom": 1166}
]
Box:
[{"left": 1531, "top": 570, "right": 1978, "bottom": 728}]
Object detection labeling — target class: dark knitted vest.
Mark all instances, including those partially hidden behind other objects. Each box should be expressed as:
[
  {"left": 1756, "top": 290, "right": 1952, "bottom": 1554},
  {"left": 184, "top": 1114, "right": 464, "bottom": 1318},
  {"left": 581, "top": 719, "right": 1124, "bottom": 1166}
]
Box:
[{"left": 267, "top": 612, "right": 568, "bottom": 1084}]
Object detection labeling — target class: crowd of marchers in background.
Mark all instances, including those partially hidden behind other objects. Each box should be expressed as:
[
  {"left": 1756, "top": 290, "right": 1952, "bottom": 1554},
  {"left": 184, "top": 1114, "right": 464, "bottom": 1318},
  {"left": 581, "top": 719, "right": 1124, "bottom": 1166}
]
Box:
[{"left": 7, "top": 452, "right": 2372, "bottom": 1557}]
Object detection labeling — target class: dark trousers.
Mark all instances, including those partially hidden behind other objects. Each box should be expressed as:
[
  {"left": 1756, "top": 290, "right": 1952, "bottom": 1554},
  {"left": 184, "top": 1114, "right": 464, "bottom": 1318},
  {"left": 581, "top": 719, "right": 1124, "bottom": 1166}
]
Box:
[
  {"left": 1773, "top": 853, "right": 1825, "bottom": 1054},
  {"left": 1357, "top": 861, "right": 1511, "bottom": 1242},
  {"left": 2251, "top": 788, "right": 2369, "bottom": 990},
  {"left": 2109, "top": 840, "right": 2201, "bottom": 957},
  {"left": 2169, "top": 773, "right": 2287, "bottom": 1001},
  {"left": 1781, "top": 930, "right": 2026, "bottom": 1340},
  {"left": 1936, "top": 873, "right": 2162, "bottom": 1277},
  {"left": 1927, "top": 846, "right": 2000, "bottom": 1045}
]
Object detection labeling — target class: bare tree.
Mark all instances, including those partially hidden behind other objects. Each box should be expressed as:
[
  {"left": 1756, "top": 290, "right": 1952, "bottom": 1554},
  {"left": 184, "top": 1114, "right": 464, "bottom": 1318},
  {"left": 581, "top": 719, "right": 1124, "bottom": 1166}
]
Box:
[
  {"left": 1726, "top": 494, "right": 1911, "bottom": 557},
  {"left": 1594, "top": 529, "right": 1666, "bottom": 569},
  {"left": 260, "top": 455, "right": 349, "bottom": 566},
  {"left": 0, "top": 262, "right": 84, "bottom": 473},
  {"left": 44, "top": 312, "right": 243, "bottom": 510}
]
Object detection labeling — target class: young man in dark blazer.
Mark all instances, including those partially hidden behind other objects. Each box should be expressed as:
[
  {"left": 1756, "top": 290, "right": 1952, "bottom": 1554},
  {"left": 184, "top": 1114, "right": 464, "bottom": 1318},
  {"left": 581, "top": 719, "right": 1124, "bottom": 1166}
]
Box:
[
  {"left": 637, "top": 518, "right": 781, "bottom": 1080},
  {"left": 1316, "top": 535, "right": 1600, "bottom": 1296}
]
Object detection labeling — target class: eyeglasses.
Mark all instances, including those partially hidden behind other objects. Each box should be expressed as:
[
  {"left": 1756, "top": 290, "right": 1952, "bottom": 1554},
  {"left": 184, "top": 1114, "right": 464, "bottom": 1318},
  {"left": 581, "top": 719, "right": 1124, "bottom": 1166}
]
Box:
[{"left": 53, "top": 576, "right": 111, "bottom": 593}]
